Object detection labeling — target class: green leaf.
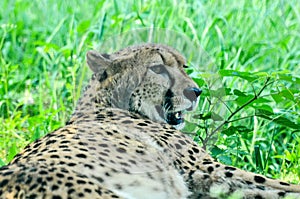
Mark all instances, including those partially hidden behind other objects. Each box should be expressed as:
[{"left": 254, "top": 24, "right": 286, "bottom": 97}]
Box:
[
  {"left": 255, "top": 113, "right": 300, "bottom": 130},
  {"left": 279, "top": 89, "right": 294, "bottom": 101},
  {"left": 7, "top": 142, "right": 18, "bottom": 162},
  {"left": 218, "top": 155, "right": 232, "bottom": 165},
  {"left": 235, "top": 95, "right": 271, "bottom": 107},
  {"left": 253, "top": 104, "right": 274, "bottom": 114},
  {"left": 273, "top": 117, "right": 300, "bottom": 130},
  {"left": 277, "top": 73, "right": 300, "bottom": 84},
  {"left": 271, "top": 93, "right": 284, "bottom": 104},
  {"left": 77, "top": 20, "right": 91, "bottom": 34},
  {"left": 211, "top": 112, "right": 224, "bottom": 121},
  {"left": 0, "top": 158, "right": 5, "bottom": 167},
  {"left": 233, "top": 89, "right": 247, "bottom": 96},
  {"left": 182, "top": 120, "right": 197, "bottom": 132},
  {"left": 255, "top": 108, "right": 274, "bottom": 117},
  {"left": 210, "top": 146, "right": 225, "bottom": 157},
  {"left": 192, "top": 77, "right": 205, "bottom": 87},
  {"left": 221, "top": 126, "right": 252, "bottom": 136},
  {"left": 193, "top": 112, "right": 223, "bottom": 121},
  {"left": 193, "top": 112, "right": 212, "bottom": 120},
  {"left": 219, "top": 69, "right": 260, "bottom": 82},
  {"left": 235, "top": 95, "right": 253, "bottom": 106},
  {"left": 209, "top": 87, "right": 231, "bottom": 97},
  {"left": 185, "top": 68, "right": 194, "bottom": 75},
  {"left": 254, "top": 145, "right": 263, "bottom": 171}
]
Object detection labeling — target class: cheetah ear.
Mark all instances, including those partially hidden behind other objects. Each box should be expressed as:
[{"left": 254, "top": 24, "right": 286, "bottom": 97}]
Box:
[{"left": 86, "top": 50, "right": 112, "bottom": 74}]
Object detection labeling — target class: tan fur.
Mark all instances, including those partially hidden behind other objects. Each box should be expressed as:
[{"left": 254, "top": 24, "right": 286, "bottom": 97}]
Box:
[{"left": 0, "top": 44, "right": 299, "bottom": 199}]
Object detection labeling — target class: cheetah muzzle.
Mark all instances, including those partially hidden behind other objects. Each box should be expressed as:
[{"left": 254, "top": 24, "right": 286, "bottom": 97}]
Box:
[{"left": 157, "top": 87, "right": 201, "bottom": 127}]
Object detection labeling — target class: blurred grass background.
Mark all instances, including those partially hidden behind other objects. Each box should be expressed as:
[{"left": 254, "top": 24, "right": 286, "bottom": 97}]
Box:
[{"left": 0, "top": 0, "right": 299, "bottom": 183}]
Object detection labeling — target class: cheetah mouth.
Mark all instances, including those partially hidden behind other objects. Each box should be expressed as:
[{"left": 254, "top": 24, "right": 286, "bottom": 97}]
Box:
[
  {"left": 155, "top": 90, "right": 199, "bottom": 128},
  {"left": 155, "top": 105, "right": 187, "bottom": 126},
  {"left": 166, "top": 111, "right": 184, "bottom": 126}
]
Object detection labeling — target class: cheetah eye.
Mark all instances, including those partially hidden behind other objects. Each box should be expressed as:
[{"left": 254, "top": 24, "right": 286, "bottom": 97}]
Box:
[{"left": 150, "top": 64, "right": 166, "bottom": 74}]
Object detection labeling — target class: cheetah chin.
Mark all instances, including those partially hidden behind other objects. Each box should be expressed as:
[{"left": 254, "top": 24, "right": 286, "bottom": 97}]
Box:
[
  {"left": 156, "top": 105, "right": 185, "bottom": 129},
  {"left": 155, "top": 98, "right": 199, "bottom": 130}
]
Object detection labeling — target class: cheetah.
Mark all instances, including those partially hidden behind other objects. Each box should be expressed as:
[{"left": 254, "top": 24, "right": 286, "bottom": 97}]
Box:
[{"left": 0, "top": 44, "right": 299, "bottom": 199}]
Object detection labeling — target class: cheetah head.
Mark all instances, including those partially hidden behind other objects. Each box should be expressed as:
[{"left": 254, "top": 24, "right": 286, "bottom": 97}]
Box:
[{"left": 86, "top": 44, "right": 201, "bottom": 129}]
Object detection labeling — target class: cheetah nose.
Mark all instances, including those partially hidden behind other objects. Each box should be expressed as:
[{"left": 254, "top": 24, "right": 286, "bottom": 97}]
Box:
[{"left": 183, "top": 87, "right": 202, "bottom": 102}]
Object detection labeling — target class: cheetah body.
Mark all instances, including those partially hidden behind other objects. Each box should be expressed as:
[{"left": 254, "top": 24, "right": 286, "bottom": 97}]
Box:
[{"left": 0, "top": 44, "right": 300, "bottom": 199}]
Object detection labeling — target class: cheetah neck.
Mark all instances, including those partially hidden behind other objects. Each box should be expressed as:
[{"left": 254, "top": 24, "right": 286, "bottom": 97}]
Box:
[{"left": 69, "top": 72, "right": 139, "bottom": 122}]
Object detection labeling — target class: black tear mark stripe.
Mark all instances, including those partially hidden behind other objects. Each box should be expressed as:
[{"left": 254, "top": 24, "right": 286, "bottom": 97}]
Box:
[{"left": 156, "top": 51, "right": 175, "bottom": 86}]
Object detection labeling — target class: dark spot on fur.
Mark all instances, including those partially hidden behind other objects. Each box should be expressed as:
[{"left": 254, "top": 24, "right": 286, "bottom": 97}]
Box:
[
  {"left": 278, "top": 192, "right": 285, "bottom": 197},
  {"left": 192, "top": 147, "right": 200, "bottom": 153},
  {"left": 46, "top": 176, "right": 53, "bottom": 181},
  {"left": 254, "top": 195, "right": 263, "bottom": 199},
  {"left": 256, "top": 185, "right": 265, "bottom": 190},
  {"left": 224, "top": 166, "right": 236, "bottom": 171},
  {"left": 207, "top": 166, "right": 214, "bottom": 173},
  {"left": 99, "top": 143, "right": 109, "bottom": 148},
  {"left": 187, "top": 161, "right": 195, "bottom": 166},
  {"left": 245, "top": 181, "right": 253, "bottom": 185},
  {"left": 174, "top": 143, "right": 182, "bottom": 149},
  {"left": 76, "top": 153, "right": 87, "bottom": 159},
  {"left": 94, "top": 176, "right": 104, "bottom": 183},
  {"left": 115, "top": 184, "right": 122, "bottom": 190},
  {"left": 135, "top": 150, "right": 145, "bottom": 155},
  {"left": 225, "top": 172, "right": 233, "bottom": 178},
  {"left": 61, "top": 140, "right": 70, "bottom": 144},
  {"left": 203, "top": 174, "right": 210, "bottom": 179},
  {"left": 65, "top": 182, "right": 73, "bottom": 187},
  {"left": 68, "top": 188, "right": 76, "bottom": 194},
  {"left": 50, "top": 154, "right": 59, "bottom": 159},
  {"left": 0, "top": 179, "right": 9, "bottom": 187},
  {"left": 122, "top": 120, "right": 133, "bottom": 124},
  {"left": 56, "top": 173, "right": 64, "bottom": 178},
  {"left": 84, "top": 164, "right": 94, "bottom": 169},
  {"left": 187, "top": 150, "right": 193, "bottom": 155},
  {"left": 189, "top": 155, "right": 196, "bottom": 161},
  {"left": 137, "top": 122, "right": 148, "bottom": 126},
  {"left": 178, "top": 140, "right": 186, "bottom": 145},
  {"left": 279, "top": 181, "right": 290, "bottom": 186},
  {"left": 254, "top": 176, "right": 266, "bottom": 184},
  {"left": 67, "top": 162, "right": 76, "bottom": 167},
  {"left": 188, "top": 170, "right": 195, "bottom": 177},
  {"left": 84, "top": 188, "right": 92, "bottom": 193},
  {"left": 117, "top": 148, "right": 127, "bottom": 153},
  {"left": 39, "top": 170, "right": 48, "bottom": 175},
  {"left": 77, "top": 180, "right": 87, "bottom": 184},
  {"left": 52, "top": 185, "right": 59, "bottom": 191},
  {"left": 46, "top": 139, "right": 57, "bottom": 145},
  {"left": 2, "top": 170, "right": 13, "bottom": 176}
]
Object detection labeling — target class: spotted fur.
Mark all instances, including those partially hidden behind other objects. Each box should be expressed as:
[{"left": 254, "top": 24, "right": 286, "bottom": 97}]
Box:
[{"left": 0, "top": 44, "right": 299, "bottom": 199}]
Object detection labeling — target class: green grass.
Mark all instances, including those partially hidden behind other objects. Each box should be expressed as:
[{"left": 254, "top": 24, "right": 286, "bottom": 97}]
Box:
[{"left": 0, "top": 0, "right": 300, "bottom": 183}]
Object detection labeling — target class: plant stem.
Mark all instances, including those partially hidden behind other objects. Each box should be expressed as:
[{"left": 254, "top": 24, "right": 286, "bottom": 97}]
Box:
[{"left": 203, "top": 77, "right": 271, "bottom": 146}]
